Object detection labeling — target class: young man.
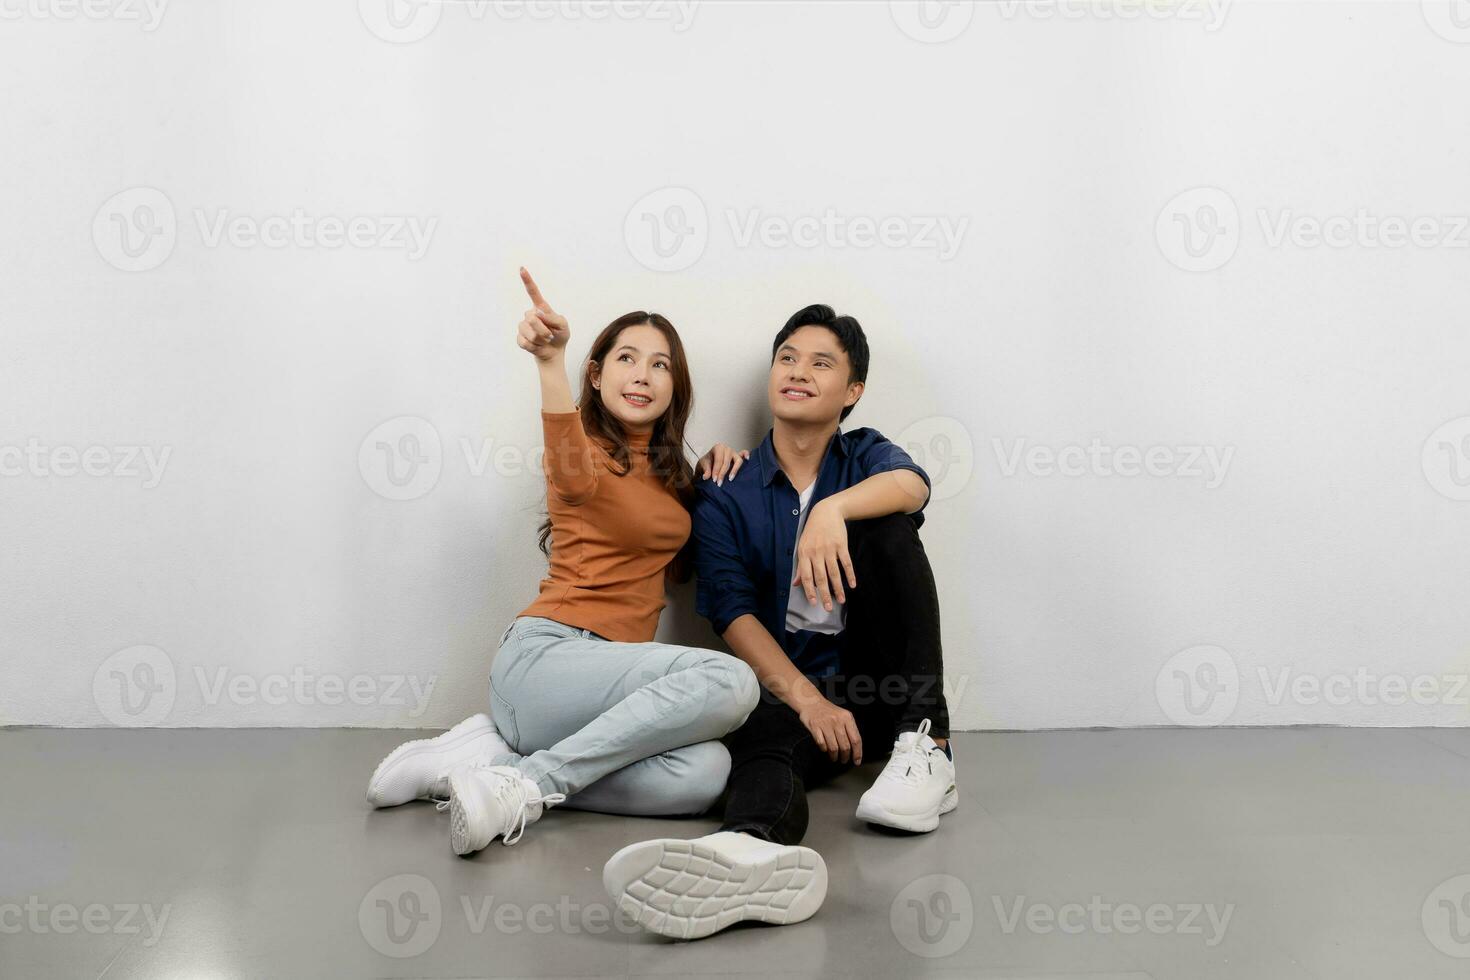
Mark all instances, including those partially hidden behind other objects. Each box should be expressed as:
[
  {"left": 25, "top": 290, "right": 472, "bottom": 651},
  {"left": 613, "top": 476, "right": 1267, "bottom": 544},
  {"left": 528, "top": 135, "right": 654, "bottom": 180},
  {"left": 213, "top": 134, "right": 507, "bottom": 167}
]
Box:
[{"left": 602, "top": 304, "right": 956, "bottom": 940}]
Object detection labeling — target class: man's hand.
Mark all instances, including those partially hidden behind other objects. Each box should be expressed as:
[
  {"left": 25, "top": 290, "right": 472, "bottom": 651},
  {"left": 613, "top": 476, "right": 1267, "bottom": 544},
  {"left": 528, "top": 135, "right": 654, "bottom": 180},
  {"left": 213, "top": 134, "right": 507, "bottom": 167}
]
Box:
[
  {"left": 793, "top": 498, "right": 856, "bottom": 612},
  {"left": 698, "top": 443, "right": 750, "bottom": 485},
  {"left": 797, "top": 695, "right": 862, "bottom": 764},
  {"left": 516, "top": 267, "right": 571, "bottom": 361}
]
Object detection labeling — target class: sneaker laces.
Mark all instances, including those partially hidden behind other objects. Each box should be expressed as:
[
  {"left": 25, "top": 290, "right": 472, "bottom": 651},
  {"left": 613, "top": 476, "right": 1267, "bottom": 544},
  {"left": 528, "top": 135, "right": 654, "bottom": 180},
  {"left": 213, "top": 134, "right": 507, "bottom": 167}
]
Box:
[
  {"left": 430, "top": 762, "right": 470, "bottom": 809},
  {"left": 434, "top": 759, "right": 499, "bottom": 811},
  {"left": 434, "top": 762, "right": 567, "bottom": 845},
  {"left": 882, "top": 718, "right": 935, "bottom": 785}
]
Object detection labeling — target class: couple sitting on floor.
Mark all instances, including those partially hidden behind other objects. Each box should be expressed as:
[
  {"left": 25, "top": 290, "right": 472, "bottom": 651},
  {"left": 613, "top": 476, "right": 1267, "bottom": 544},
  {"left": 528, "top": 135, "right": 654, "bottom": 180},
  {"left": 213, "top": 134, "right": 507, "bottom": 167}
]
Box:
[{"left": 365, "top": 267, "right": 957, "bottom": 940}]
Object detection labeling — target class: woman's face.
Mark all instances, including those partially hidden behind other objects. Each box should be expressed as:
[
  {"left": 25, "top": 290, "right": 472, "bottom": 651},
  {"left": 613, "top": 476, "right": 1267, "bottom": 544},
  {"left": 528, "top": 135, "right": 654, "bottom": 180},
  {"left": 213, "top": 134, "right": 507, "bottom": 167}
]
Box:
[{"left": 592, "top": 323, "right": 676, "bottom": 433}]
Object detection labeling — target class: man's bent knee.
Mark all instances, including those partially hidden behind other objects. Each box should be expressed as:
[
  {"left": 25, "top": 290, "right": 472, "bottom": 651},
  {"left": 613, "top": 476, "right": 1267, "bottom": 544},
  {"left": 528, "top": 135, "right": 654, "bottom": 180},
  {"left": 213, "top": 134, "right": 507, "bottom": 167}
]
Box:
[{"left": 852, "top": 512, "right": 920, "bottom": 556}]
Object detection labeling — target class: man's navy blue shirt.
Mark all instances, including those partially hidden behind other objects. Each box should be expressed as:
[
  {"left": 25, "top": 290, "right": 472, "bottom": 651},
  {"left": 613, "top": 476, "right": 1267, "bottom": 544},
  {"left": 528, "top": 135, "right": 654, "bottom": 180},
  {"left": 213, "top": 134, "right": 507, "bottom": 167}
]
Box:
[{"left": 692, "top": 426, "right": 931, "bottom": 677}]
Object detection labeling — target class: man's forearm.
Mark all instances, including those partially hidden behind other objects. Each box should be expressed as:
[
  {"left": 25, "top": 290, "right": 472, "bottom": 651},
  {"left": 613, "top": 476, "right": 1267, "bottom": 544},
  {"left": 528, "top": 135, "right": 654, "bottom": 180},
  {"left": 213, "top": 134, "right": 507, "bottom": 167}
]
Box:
[
  {"left": 823, "top": 469, "right": 928, "bottom": 520},
  {"left": 721, "top": 614, "right": 825, "bottom": 712}
]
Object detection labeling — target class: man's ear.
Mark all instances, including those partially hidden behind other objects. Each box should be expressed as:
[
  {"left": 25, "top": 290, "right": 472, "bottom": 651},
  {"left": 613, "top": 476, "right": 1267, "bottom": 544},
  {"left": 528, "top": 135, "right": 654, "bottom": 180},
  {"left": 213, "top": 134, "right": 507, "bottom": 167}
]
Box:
[{"left": 844, "top": 381, "right": 865, "bottom": 411}]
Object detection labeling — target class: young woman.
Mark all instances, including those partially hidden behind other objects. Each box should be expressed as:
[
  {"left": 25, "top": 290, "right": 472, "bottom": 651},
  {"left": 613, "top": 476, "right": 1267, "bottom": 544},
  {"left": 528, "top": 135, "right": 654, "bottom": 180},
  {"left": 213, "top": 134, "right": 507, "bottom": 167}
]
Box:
[{"left": 366, "top": 268, "right": 758, "bottom": 856}]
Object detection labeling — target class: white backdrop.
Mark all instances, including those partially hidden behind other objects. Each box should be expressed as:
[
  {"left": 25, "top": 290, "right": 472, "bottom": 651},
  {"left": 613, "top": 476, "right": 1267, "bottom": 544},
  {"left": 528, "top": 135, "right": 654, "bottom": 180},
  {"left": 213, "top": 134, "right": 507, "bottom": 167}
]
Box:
[{"left": 3, "top": 0, "right": 1469, "bottom": 730}]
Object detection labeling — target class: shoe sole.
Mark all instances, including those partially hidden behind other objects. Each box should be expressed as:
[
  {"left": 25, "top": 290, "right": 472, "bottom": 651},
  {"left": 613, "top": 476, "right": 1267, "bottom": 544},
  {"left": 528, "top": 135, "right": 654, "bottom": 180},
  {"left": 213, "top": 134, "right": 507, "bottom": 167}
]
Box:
[
  {"left": 855, "top": 785, "right": 958, "bottom": 833},
  {"left": 603, "top": 838, "right": 827, "bottom": 940},
  {"left": 367, "top": 715, "right": 495, "bottom": 808},
  {"left": 447, "top": 768, "right": 488, "bottom": 856}
]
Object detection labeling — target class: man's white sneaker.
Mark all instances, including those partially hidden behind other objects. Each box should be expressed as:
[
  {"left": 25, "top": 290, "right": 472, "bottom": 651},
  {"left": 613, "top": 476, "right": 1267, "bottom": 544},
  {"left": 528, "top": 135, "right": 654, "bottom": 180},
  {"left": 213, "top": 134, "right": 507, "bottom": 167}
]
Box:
[
  {"left": 365, "top": 713, "right": 510, "bottom": 808},
  {"left": 444, "top": 763, "right": 565, "bottom": 856},
  {"left": 854, "top": 718, "right": 957, "bottom": 833},
  {"left": 603, "top": 831, "right": 827, "bottom": 940}
]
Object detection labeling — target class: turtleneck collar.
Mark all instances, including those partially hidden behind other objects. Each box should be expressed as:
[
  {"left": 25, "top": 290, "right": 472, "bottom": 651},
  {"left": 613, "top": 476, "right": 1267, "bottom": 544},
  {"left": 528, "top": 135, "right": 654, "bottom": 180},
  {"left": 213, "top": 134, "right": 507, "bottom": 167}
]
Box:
[{"left": 623, "top": 425, "right": 653, "bottom": 450}]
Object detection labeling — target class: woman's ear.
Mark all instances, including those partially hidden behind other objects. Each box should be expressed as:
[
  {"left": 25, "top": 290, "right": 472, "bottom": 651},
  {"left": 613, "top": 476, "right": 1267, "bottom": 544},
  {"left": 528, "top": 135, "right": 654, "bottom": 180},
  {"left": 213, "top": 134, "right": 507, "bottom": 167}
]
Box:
[{"left": 588, "top": 360, "right": 601, "bottom": 390}]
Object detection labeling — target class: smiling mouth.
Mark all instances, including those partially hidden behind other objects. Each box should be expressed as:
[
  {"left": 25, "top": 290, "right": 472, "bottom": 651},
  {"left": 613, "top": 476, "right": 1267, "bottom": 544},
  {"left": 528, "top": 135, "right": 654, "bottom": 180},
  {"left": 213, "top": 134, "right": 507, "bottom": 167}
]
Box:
[
  {"left": 780, "top": 387, "right": 815, "bottom": 400},
  {"left": 622, "top": 393, "right": 652, "bottom": 407}
]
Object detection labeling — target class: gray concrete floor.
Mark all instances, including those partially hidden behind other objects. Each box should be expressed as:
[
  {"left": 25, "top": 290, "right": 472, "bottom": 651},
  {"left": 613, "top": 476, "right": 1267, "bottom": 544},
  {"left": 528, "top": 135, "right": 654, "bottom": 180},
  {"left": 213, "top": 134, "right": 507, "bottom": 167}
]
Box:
[{"left": 4, "top": 728, "right": 1470, "bottom": 978}]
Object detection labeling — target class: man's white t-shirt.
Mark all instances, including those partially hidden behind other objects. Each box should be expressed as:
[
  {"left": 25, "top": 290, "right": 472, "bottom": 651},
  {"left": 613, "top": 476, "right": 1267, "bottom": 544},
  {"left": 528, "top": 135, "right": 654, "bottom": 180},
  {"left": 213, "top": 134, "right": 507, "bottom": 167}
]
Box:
[{"left": 785, "top": 481, "right": 847, "bottom": 635}]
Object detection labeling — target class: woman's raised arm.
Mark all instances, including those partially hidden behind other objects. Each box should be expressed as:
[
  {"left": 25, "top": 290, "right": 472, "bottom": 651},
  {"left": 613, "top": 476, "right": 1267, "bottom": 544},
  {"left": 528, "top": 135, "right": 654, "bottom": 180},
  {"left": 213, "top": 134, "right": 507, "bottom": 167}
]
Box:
[{"left": 516, "top": 267, "right": 597, "bottom": 504}]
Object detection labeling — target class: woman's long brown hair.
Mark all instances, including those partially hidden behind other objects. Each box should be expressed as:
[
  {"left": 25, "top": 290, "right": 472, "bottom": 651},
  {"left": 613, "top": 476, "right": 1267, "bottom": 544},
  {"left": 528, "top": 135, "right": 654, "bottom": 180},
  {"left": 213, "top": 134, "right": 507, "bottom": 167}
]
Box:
[{"left": 537, "top": 312, "right": 698, "bottom": 579}]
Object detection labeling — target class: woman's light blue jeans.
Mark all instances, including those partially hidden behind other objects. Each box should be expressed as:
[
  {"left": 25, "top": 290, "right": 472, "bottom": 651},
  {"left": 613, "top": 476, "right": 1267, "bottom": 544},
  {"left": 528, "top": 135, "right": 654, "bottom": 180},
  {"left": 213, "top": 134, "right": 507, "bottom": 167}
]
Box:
[{"left": 486, "top": 616, "right": 759, "bottom": 816}]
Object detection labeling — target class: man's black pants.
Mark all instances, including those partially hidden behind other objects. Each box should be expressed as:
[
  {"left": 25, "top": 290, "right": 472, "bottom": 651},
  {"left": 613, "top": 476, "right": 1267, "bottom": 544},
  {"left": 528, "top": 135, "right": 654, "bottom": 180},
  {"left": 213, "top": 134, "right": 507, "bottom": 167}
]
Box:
[{"left": 718, "top": 512, "right": 950, "bottom": 845}]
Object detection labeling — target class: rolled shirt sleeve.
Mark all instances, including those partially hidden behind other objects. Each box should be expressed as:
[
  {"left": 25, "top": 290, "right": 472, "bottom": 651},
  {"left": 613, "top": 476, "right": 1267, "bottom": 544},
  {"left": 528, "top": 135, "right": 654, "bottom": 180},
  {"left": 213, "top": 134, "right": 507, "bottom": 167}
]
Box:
[{"left": 852, "top": 430, "right": 933, "bottom": 519}]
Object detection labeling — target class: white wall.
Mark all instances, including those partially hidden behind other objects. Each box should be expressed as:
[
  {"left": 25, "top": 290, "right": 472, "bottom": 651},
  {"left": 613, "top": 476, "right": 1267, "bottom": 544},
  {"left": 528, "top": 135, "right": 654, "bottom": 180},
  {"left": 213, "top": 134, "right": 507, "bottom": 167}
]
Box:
[{"left": 3, "top": 1, "right": 1469, "bottom": 730}]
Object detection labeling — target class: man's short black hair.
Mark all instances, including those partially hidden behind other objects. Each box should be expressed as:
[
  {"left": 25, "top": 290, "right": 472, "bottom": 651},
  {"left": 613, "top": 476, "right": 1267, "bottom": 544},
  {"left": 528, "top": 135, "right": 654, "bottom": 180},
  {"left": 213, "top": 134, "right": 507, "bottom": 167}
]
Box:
[{"left": 770, "top": 304, "right": 870, "bottom": 422}]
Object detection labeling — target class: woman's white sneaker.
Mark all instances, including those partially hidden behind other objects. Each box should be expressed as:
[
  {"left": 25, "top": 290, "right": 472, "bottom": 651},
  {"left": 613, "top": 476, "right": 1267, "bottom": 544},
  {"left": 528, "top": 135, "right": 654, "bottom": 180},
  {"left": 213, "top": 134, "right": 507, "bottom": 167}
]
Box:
[
  {"left": 445, "top": 764, "right": 565, "bottom": 856},
  {"left": 365, "top": 713, "right": 510, "bottom": 808},
  {"left": 854, "top": 718, "right": 957, "bottom": 833},
  {"left": 603, "top": 831, "right": 827, "bottom": 940}
]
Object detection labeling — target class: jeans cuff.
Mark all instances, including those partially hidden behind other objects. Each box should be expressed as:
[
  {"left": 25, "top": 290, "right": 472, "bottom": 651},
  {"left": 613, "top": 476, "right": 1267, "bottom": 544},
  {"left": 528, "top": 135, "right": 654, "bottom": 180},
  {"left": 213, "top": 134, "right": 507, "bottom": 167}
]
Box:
[{"left": 718, "top": 822, "right": 776, "bottom": 842}]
